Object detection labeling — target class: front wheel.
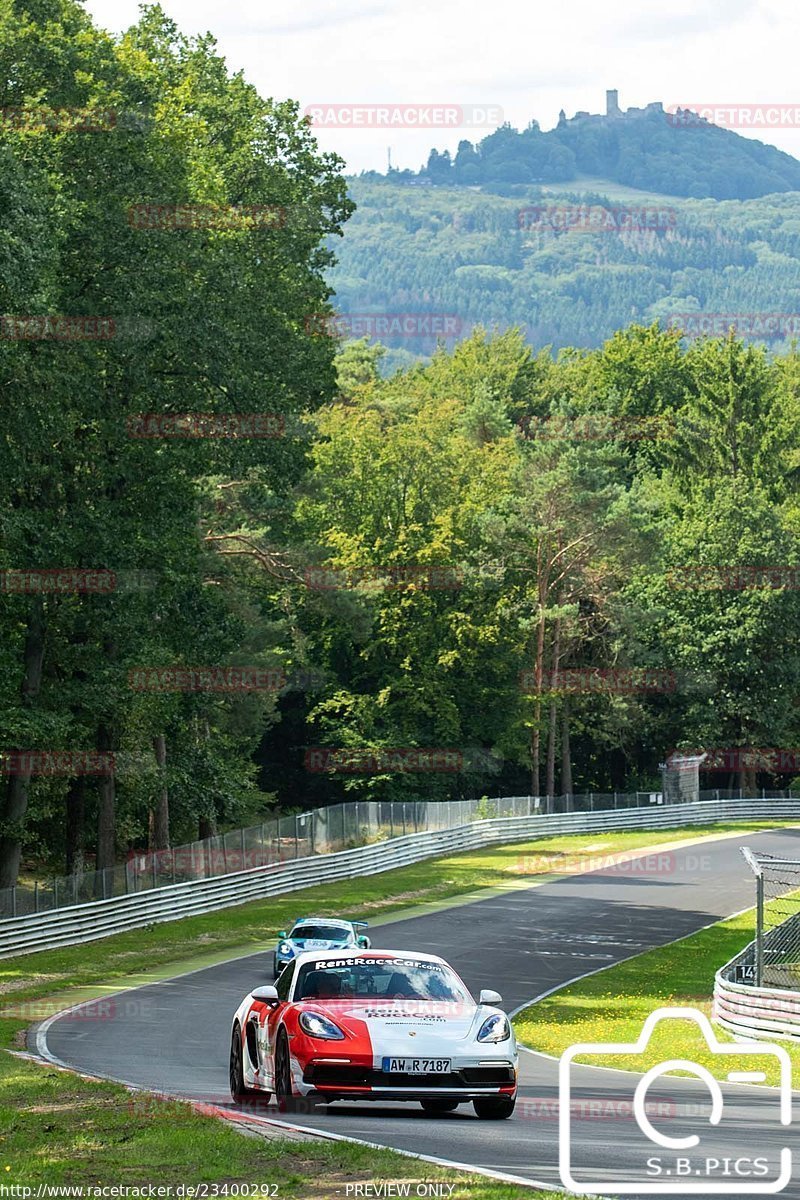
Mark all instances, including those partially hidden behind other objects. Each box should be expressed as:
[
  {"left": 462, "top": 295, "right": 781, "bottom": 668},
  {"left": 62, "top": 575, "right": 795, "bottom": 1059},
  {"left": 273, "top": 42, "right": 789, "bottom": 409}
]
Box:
[
  {"left": 473, "top": 1095, "right": 515, "bottom": 1120},
  {"left": 275, "top": 1031, "right": 318, "bottom": 1113},
  {"left": 420, "top": 1098, "right": 459, "bottom": 1114}
]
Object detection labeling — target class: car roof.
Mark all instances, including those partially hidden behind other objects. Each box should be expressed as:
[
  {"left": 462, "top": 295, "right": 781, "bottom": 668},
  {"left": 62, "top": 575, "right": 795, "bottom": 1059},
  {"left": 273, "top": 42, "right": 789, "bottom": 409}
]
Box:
[
  {"left": 291, "top": 948, "right": 447, "bottom": 968},
  {"left": 291, "top": 917, "right": 352, "bottom": 929}
]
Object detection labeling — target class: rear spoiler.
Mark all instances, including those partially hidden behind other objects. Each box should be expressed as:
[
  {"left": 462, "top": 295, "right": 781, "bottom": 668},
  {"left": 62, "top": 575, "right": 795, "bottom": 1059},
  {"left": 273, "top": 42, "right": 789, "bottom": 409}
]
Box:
[{"left": 353, "top": 920, "right": 369, "bottom": 929}]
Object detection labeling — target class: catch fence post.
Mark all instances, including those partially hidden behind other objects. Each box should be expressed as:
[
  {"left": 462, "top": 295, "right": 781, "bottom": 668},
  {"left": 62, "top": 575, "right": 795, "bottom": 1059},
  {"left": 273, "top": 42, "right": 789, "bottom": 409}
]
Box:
[{"left": 756, "top": 872, "right": 765, "bottom": 987}]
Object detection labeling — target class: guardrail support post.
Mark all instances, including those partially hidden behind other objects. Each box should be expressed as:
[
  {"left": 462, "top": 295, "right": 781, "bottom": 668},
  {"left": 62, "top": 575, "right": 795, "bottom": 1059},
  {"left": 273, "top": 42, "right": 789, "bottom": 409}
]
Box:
[
  {"left": 10, "top": 887, "right": 15, "bottom": 918},
  {"left": 54, "top": 877, "right": 58, "bottom": 909},
  {"left": 34, "top": 880, "right": 39, "bottom": 913},
  {"left": 172, "top": 847, "right": 176, "bottom": 885},
  {"left": 294, "top": 814, "right": 299, "bottom": 858},
  {"left": 402, "top": 805, "right": 407, "bottom": 836}
]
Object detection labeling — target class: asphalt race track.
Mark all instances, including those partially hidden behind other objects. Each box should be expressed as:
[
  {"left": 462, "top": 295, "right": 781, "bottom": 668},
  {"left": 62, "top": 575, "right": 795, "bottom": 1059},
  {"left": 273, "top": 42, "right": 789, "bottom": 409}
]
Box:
[{"left": 35, "top": 828, "right": 800, "bottom": 1197}]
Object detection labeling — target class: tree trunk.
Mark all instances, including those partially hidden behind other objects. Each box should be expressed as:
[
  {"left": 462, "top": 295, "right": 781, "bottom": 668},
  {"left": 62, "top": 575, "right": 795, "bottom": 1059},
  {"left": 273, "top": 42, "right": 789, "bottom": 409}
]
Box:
[
  {"left": 150, "top": 734, "right": 170, "bottom": 849},
  {"left": 739, "top": 764, "right": 757, "bottom": 796},
  {"left": 561, "top": 698, "right": 573, "bottom": 795},
  {"left": 0, "top": 599, "right": 46, "bottom": 889},
  {"left": 546, "top": 616, "right": 562, "bottom": 797},
  {"left": 65, "top": 776, "right": 86, "bottom": 875},
  {"left": 529, "top": 547, "right": 547, "bottom": 798},
  {"left": 95, "top": 722, "right": 116, "bottom": 882},
  {"left": 199, "top": 814, "right": 217, "bottom": 839}
]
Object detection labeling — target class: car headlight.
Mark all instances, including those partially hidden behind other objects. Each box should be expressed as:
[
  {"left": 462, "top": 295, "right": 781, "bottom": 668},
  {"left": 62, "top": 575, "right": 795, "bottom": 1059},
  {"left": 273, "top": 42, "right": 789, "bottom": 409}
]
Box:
[
  {"left": 299, "top": 1011, "right": 346, "bottom": 1040},
  {"left": 477, "top": 1013, "right": 510, "bottom": 1043},
  {"left": 279, "top": 942, "right": 292, "bottom": 955}
]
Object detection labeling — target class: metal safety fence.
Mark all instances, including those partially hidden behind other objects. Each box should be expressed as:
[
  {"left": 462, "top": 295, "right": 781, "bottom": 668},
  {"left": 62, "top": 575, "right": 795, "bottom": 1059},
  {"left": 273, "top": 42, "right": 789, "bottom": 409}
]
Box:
[
  {"left": 715, "top": 847, "right": 800, "bottom": 1042},
  {"left": 2, "top": 790, "right": 670, "bottom": 920},
  {"left": 4, "top": 793, "right": 800, "bottom": 960},
  {"left": 6, "top": 786, "right": 794, "bottom": 921}
]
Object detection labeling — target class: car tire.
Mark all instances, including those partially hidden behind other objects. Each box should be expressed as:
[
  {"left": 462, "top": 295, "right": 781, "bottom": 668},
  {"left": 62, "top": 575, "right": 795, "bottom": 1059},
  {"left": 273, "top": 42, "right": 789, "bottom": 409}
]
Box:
[
  {"left": 473, "top": 1095, "right": 515, "bottom": 1120},
  {"left": 229, "top": 1025, "right": 263, "bottom": 1105},
  {"left": 275, "top": 1030, "right": 318, "bottom": 1113},
  {"left": 420, "top": 1098, "right": 460, "bottom": 1114}
]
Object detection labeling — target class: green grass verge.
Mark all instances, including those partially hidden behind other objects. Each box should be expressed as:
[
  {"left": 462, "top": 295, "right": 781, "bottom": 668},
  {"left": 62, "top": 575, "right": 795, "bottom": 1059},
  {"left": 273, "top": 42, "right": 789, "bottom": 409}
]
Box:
[
  {"left": 4, "top": 819, "right": 796, "bottom": 1196},
  {"left": 513, "top": 907, "right": 800, "bottom": 1089},
  {"left": 1, "top": 1048, "right": 545, "bottom": 1197}
]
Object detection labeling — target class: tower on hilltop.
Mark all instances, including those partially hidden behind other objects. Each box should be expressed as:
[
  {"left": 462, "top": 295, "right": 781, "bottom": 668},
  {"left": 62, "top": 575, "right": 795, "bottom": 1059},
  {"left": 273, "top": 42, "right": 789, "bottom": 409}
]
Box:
[{"left": 606, "top": 89, "right": 621, "bottom": 117}]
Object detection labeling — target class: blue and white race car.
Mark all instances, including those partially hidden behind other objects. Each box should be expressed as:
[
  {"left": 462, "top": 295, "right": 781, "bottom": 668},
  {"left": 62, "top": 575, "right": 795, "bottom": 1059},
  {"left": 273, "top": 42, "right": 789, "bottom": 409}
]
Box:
[{"left": 272, "top": 916, "right": 370, "bottom": 977}]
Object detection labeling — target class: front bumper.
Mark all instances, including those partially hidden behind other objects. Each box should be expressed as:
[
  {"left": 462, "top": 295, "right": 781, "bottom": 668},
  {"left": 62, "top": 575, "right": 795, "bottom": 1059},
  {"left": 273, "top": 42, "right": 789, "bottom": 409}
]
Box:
[{"left": 300, "top": 1060, "right": 517, "bottom": 1100}]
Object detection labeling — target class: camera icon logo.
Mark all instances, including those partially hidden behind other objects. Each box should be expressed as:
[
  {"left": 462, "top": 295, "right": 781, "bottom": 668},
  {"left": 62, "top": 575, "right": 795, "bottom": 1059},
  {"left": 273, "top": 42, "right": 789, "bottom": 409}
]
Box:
[{"left": 559, "top": 1006, "right": 792, "bottom": 1194}]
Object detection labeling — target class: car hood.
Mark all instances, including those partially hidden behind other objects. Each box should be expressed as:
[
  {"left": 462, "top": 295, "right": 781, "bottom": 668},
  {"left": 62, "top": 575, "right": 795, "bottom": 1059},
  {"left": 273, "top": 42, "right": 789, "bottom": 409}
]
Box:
[{"left": 296, "top": 998, "right": 482, "bottom": 1042}]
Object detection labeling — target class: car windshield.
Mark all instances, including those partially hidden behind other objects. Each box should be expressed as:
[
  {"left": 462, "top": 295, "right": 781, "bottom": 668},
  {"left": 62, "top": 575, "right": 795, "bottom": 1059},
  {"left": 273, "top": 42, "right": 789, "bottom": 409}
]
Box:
[
  {"left": 291, "top": 924, "right": 352, "bottom": 941},
  {"left": 294, "top": 957, "right": 469, "bottom": 1002}
]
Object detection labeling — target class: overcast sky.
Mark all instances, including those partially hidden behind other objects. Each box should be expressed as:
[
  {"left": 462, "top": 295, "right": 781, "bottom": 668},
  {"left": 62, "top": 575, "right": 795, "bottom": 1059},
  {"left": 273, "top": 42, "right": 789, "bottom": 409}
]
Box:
[{"left": 84, "top": 0, "right": 800, "bottom": 175}]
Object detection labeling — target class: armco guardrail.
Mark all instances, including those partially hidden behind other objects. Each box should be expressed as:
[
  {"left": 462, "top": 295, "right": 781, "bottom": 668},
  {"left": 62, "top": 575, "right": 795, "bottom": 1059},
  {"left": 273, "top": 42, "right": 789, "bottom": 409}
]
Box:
[
  {"left": 5, "top": 795, "right": 800, "bottom": 959},
  {"left": 715, "top": 946, "right": 800, "bottom": 1042}
]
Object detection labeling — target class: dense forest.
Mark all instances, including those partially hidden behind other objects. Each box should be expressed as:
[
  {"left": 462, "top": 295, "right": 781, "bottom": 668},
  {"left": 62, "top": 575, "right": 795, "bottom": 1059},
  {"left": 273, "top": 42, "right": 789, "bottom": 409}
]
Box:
[
  {"left": 4, "top": 2, "right": 800, "bottom": 887},
  {"left": 330, "top": 180, "right": 800, "bottom": 360},
  {"left": 370, "top": 103, "right": 800, "bottom": 200}
]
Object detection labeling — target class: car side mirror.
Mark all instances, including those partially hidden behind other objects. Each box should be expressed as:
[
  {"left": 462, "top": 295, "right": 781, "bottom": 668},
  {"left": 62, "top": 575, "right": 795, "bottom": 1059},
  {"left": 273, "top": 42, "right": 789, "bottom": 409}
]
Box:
[
  {"left": 278, "top": 931, "right": 287, "bottom": 939},
  {"left": 251, "top": 985, "right": 279, "bottom": 1006},
  {"left": 479, "top": 989, "right": 503, "bottom": 1006},
  {"left": 358, "top": 936, "right": 371, "bottom": 948}
]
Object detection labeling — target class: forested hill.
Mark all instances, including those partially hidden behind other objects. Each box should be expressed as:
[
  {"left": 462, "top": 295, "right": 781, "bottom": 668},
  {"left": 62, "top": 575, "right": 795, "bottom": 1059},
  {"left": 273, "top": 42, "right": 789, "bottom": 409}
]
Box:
[
  {"left": 370, "top": 104, "right": 800, "bottom": 200},
  {"left": 329, "top": 180, "right": 800, "bottom": 360}
]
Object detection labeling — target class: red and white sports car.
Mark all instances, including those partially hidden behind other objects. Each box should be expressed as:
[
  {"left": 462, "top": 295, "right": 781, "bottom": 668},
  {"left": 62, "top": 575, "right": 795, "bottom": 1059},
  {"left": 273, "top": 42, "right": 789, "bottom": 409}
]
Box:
[{"left": 229, "top": 948, "right": 517, "bottom": 1119}]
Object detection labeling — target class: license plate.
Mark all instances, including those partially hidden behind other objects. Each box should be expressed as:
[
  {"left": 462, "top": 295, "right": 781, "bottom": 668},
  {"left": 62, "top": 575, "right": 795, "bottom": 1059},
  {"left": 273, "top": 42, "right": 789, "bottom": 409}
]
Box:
[{"left": 382, "top": 1057, "right": 451, "bottom": 1073}]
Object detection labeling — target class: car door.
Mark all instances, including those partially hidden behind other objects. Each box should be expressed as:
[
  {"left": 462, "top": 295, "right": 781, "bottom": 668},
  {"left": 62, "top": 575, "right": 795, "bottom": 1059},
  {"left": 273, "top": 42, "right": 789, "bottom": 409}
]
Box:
[{"left": 261, "top": 960, "right": 294, "bottom": 1089}]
